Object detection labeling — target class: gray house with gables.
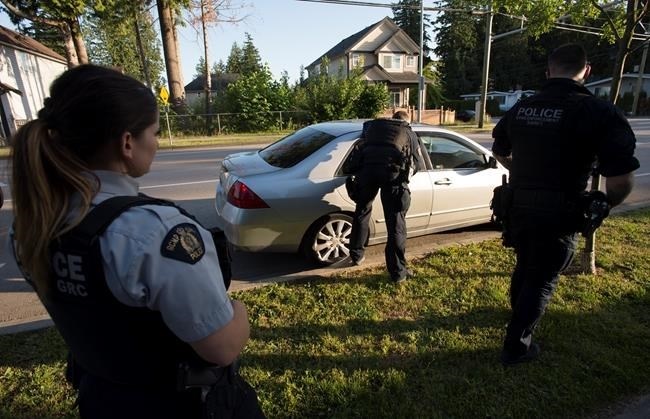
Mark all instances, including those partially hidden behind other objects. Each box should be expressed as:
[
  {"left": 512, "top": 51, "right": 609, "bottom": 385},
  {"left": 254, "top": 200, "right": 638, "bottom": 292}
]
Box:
[{"left": 305, "top": 17, "right": 422, "bottom": 109}]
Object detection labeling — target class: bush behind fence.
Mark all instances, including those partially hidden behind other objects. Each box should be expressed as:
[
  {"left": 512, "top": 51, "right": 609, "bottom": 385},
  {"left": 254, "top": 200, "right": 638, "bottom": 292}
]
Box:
[{"left": 160, "top": 110, "right": 312, "bottom": 136}]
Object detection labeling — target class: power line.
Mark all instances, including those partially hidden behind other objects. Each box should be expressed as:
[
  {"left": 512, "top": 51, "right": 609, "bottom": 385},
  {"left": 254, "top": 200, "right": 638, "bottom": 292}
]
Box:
[{"left": 294, "top": 0, "right": 481, "bottom": 15}]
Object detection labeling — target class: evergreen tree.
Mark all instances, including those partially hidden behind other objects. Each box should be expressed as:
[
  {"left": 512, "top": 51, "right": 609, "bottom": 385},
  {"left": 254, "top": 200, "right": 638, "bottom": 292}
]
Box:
[
  {"left": 194, "top": 56, "right": 208, "bottom": 77},
  {"left": 225, "top": 41, "right": 242, "bottom": 73},
  {"left": 213, "top": 59, "right": 226, "bottom": 74},
  {"left": 391, "top": 0, "right": 433, "bottom": 64},
  {"left": 434, "top": 0, "right": 482, "bottom": 100},
  {"left": 85, "top": 3, "right": 164, "bottom": 87},
  {"left": 9, "top": 17, "right": 66, "bottom": 57},
  {"left": 240, "top": 32, "right": 263, "bottom": 75}
]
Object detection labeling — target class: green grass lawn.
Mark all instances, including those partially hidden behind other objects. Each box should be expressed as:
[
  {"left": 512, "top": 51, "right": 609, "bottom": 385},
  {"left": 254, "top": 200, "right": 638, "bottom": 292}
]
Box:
[{"left": 1, "top": 211, "right": 648, "bottom": 418}]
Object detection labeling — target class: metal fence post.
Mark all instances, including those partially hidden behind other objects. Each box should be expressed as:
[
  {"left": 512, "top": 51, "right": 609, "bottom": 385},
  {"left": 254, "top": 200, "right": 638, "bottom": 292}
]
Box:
[{"left": 164, "top": 105, "right": 173, "bottom": 148}]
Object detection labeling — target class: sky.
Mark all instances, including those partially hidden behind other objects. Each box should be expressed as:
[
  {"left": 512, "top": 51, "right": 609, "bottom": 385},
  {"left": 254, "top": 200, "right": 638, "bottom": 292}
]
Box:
[
  {"left": 175, "top": 0, "right": 391, "bottom": 83},
  {"left": 0, "top": 0, "right": 396, "bottom": 85}
]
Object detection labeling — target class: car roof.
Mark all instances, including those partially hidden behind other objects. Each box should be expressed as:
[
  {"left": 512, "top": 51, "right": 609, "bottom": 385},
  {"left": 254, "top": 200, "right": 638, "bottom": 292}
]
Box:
[
  {"left": 310, "top": 119, "right": 469, "bottom": 138},
  {"left": 310, "top": 120, "right": 364, "bottom": 136}
]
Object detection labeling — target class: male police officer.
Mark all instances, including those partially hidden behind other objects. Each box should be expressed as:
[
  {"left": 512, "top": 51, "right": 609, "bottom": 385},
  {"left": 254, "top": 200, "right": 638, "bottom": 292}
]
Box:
[
  {"left": 491, "top": 43, "right": 639, "bottom": 366},
  {"left": 346, "top": 111, "right": 424, "bottom": 283}
]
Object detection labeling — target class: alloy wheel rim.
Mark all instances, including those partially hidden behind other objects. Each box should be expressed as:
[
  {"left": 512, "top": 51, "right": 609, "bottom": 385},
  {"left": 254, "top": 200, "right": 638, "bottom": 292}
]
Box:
[{"left": 313, "top": 219, "right": 352, "bottom": 263}]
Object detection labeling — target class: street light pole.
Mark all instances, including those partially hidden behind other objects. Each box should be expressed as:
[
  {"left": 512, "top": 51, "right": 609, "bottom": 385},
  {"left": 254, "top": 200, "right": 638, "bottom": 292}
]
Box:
[{"left": 478, "top": 3, "right": 493, "bottom": 128}]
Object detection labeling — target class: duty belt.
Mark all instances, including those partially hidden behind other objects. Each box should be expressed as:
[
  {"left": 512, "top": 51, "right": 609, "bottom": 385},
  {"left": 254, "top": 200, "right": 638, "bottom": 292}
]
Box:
[{"left": 512, "top": 189, "right": 579, "bottom": 211}]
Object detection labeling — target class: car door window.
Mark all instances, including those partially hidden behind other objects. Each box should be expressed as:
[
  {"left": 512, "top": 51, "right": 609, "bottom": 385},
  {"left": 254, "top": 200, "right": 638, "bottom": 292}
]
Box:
[{"left": 419, "top": 135, "right": 486, "bottom": 170}]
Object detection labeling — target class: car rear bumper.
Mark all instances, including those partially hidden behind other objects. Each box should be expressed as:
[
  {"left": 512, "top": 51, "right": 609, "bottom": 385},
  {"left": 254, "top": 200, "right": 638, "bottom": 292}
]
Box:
[{"left": 215, "top": 197, "right": 307, "bottom": 253}]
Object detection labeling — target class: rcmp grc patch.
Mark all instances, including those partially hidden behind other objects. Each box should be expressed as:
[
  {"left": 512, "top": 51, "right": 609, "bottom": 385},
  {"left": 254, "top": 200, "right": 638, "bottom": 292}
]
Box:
[{"left": 161, "top": 223, "right": 205, "bottom": 264}]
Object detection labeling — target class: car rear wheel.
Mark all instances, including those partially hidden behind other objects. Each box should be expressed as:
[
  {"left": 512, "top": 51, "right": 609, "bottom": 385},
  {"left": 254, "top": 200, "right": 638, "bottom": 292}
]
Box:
[{"left": 303, "top": 213, "right": 353, "bottom": 266}]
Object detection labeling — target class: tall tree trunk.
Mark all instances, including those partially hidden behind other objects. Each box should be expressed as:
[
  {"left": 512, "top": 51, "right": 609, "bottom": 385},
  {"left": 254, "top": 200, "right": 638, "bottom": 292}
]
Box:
[
  {"left": 60, "top": 24, "right": 79, "bottom": 67},
  {"left": 201, "top": 0, "right": 211, "bottom": 115},
  {"left": 609, "top": 41, "right": 631, "bottom": 104},
  {"left": 133, "top": 4, "right": 152, "bottom": 88},
  {"left": 201, "top": 0, "right": 212, "bottom": 134},
  {"left": 157, "top": 0, "right": 185, "bottom": 109},
  {"left": 69, "top": 19, "right": 89, "bottom": 64},
  {"left": 608, "top": 0, "right": 637, "bottom": 104},
  {"left": 172, "top": 8, "right": 184, "bottom": 88}
]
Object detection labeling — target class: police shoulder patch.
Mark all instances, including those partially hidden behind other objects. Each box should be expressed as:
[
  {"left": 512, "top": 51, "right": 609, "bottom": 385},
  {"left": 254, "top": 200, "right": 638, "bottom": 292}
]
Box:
[{"left": 161, "top": 223, "right": 205, "bottom": 264}]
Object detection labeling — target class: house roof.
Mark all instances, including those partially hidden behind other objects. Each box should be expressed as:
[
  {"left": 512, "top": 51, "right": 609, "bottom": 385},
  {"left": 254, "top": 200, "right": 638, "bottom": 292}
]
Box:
[
  {"left": 185, "top": 73, "right": 239, "bottom": 92},
  {"left": 361, "top": 64, "right": 422, "bottom": 84},
  {"left": 306, "top": 17, "right": 418, "bottom": 70},
  {"left": 0, "top": 25, "right": 66, "bottom": 64},
  {"left": 585, "top": 73, "right": 650, "bottom": 87},
  {"left": 0, "top": 80, "right": 21, "bottom": 95},
  {"left": 374, "top": 29, "right": 419, "bottom": 55}
]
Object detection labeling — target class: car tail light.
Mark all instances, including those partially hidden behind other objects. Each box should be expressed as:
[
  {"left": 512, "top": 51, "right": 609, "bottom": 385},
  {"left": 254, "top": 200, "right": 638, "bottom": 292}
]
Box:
[{"left": 227, "top": 180, "right": 269, "bottom": 209}]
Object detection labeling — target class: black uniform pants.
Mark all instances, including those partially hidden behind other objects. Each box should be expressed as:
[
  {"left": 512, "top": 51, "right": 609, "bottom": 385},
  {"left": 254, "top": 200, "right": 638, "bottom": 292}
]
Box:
[
  {"left": 503, "top": 207, "right": 578, "bottom": 358},
  {"left": 349, "top": 175, "right": 411, "bottom": 281}
]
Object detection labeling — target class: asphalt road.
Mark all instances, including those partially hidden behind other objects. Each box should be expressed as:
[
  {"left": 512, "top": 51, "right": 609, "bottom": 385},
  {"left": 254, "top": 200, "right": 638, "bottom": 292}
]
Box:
[{"left": 1, "top": 123, "right": 649, "bottom": 333}]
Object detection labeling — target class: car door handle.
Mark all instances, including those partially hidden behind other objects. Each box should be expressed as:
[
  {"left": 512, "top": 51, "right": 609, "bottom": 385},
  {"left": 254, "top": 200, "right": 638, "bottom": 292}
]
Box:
[{"left": 434, "top": 178, "right": 452, "bottom": 185}]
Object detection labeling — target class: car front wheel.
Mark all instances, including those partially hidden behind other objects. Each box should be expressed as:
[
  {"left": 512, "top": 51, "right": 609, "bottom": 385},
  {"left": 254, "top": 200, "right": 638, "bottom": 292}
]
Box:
[{"left": 303, "top": 213, "right": 353, "bottom": 266}]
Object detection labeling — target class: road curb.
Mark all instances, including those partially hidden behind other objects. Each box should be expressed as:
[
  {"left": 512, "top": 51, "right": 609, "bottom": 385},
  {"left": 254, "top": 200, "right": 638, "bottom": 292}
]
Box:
[{"left": 0, "top": 315, "right": 53, "bottom": 336}]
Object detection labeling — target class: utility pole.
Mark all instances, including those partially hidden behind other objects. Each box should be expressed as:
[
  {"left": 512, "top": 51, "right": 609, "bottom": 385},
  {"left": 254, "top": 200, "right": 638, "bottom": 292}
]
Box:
[
  {"left": 417, "top": 0, "right": 424, "bottom": 123},
  {"left": 632, "top": 26, "right": 650, "bottom": 116},
  {"left": 478, "top": 3, "right": 493, "bottom": 128}
]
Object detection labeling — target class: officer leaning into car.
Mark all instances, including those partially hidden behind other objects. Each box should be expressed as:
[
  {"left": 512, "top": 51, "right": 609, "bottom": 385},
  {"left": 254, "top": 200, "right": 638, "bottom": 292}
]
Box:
[
  {"left": 345, "top": 110, "right": 425, "bottom": 283},
  {"left": 491, "top": 43, "right": 639, "bottom": 366}
]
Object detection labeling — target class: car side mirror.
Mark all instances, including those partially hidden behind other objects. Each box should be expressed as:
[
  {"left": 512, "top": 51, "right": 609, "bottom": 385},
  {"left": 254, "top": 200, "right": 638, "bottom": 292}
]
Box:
[{"left": 488, "top": 156, "right": 498, "bottom": 169}]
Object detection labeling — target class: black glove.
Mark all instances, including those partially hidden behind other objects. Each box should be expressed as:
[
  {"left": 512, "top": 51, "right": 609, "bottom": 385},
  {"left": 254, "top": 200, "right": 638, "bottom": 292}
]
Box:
[{"left": 580, "top": 191, "right": 610, "bottom": 237}]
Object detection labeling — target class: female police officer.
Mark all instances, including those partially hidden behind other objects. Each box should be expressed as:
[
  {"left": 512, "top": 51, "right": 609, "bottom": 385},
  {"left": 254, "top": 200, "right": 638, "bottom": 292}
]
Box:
[{"left": 10, "top": 65, "right": 264, "bottom": 418}]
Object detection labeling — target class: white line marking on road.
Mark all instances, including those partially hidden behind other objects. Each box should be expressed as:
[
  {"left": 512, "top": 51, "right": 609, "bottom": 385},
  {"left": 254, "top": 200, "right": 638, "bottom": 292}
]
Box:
[
  {"left": 636, "top": 172, "right": 650, "bottom": 177},
  {"left": 0, "top": 263, "right": 5, "bottom": 269},
  {"left": 140, "top": 179, "right": 218, "bottom": 190},
  {"left": 1, "top": 178, "right": 220, "bottom": 201}
]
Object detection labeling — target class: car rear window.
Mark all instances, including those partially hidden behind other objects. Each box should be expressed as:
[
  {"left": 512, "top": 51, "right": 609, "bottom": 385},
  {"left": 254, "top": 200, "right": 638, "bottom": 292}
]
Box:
[{"left": 259, "top": 126, "right": 336, "bottom": 168}]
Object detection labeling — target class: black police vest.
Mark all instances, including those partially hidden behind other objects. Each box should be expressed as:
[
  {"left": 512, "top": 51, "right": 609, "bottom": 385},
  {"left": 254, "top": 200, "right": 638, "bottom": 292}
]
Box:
[
  {"left": 43, "top": 196, "right": 209, "bottom": 389},
  {"left": 360, "top": 118, "right": 411, "bottom": 182},
  {"left": 505, "top": 90, "right": 596, "bottom": 194}
]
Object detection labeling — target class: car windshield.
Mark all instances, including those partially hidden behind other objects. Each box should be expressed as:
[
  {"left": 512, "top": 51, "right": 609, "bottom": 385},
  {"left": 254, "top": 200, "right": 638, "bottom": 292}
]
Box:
[{"left": 259, "top": 126, "right": 336, "bottom": 168}]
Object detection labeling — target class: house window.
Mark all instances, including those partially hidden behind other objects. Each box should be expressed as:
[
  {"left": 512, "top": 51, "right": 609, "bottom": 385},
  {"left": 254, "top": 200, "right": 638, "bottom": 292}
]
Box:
[
  {"left": 382, "top": 54, "right": 401, "bottom": 69},
  {"left": 389, "top": 88, "right": 401, "bottom": 107},
  {"left": 406, "top": 56, "right": 416, "bottom": 67},
  {"left": 352, "top": 53, "right": 361, "bottom": 68}
]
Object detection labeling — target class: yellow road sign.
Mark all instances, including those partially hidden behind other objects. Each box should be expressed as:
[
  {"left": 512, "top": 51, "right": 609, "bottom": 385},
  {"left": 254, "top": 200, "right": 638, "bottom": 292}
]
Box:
[{"left": 159, "top": 86, "right": 169, "bottom": 104}]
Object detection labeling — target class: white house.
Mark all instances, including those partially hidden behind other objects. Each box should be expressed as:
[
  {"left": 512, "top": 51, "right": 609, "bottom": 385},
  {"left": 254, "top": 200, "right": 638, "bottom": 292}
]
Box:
[
  {"left": 0, "top": 25, "right": 67, "bottom": 143},
  {"left": 460, "top": 89, "right": 536, "bottom": 112},
  {"left": 584, "top": 73, "right": 650, "bottom": 98}
]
